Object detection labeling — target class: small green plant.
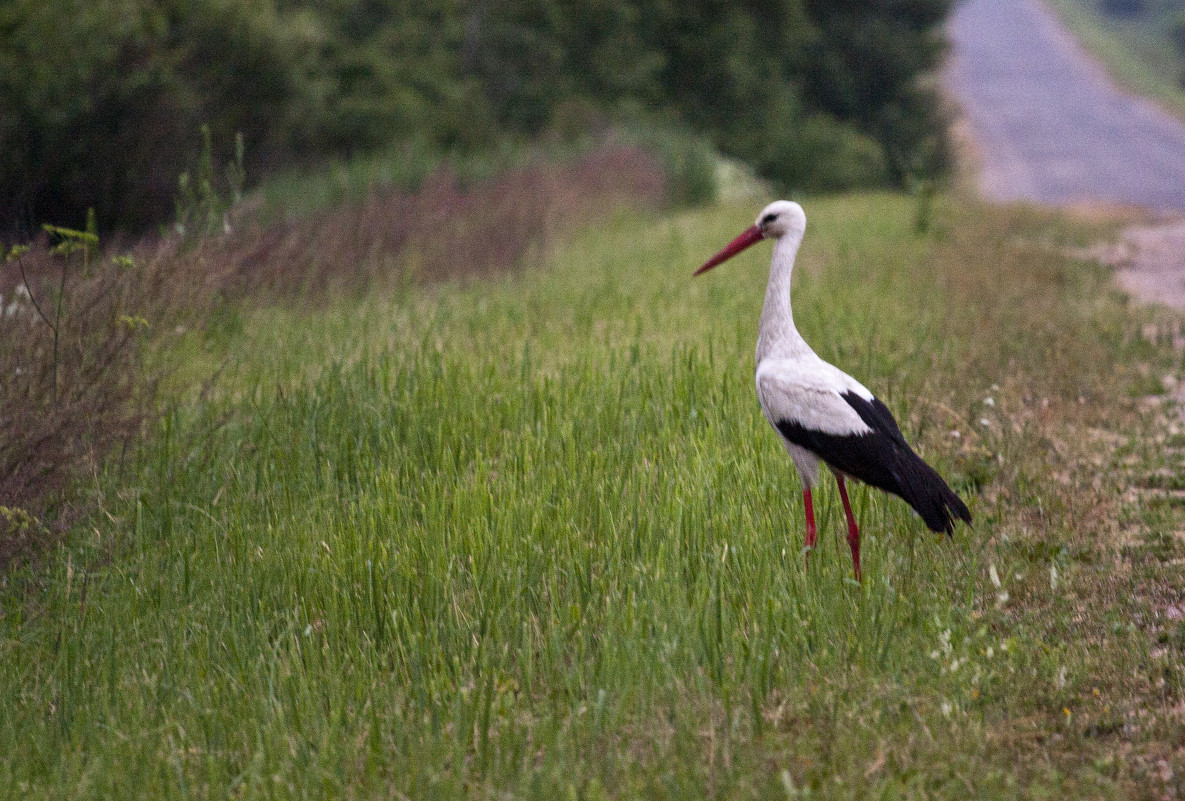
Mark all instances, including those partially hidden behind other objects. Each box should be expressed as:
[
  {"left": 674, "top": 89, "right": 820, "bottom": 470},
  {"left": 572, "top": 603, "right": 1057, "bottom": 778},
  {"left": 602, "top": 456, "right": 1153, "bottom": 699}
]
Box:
[
  {"left": 11, "top": 222, "right": 98, "bottom": 402},
  {"left": 0, "top": 506, "right": 49, "bottom": 540},
  {"left": 2, "top": 212, "right": 155, "bottom": 571},
  {"left": 910, "top": 176, "right": 939, "bottom": 237},
  {"left": 173, "top": 125, "right": 246, "bottom": 241}
]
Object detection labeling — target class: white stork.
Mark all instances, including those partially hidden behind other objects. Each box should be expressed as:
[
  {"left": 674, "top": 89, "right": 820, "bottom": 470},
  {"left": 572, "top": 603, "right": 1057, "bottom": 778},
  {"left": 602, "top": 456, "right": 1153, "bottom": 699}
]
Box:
[{"left": 695, "top": 201, "right": 971, "bottom": 580}]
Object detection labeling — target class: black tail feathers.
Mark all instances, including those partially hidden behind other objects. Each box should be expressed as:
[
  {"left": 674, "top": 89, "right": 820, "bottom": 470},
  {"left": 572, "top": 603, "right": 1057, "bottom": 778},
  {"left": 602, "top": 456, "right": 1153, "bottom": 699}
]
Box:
[{"left": 895, "top": 451, "right": 972, "bottom": 536}]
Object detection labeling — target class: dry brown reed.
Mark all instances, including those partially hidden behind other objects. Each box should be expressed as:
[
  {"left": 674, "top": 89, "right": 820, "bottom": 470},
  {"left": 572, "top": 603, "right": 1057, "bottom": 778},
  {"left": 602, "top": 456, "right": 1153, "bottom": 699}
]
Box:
[{"left": 203, "top": 145, "right": 665, "bottom": 297}]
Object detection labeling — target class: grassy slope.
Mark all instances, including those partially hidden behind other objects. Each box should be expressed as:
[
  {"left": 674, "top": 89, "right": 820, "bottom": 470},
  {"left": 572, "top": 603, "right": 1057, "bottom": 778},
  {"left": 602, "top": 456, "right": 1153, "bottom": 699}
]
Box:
[
  {"left": 1045, "top": 0, "right": 1185, "bottom": 122},
  {"left": 2, "top": 195, "right": 1184, "bottom": 798}
]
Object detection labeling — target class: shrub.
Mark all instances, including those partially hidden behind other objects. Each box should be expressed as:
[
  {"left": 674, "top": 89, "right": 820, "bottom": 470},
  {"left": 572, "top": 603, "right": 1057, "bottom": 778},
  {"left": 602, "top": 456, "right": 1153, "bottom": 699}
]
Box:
[
  {"left": 614, "top": 123, "right": 718, "bottom": 207},
  {"left": 0, "top": 232, "right": 153, "bottom": 570},
  {"left": 763, "top": 114, "right": 888, "bottom": 194}
]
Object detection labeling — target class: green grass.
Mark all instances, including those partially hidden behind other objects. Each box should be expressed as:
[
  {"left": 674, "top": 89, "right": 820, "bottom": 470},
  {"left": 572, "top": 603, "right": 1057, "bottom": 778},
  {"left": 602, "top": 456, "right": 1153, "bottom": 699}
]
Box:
[
  {"left": 2, "top": 194, "right": 1183, "bottom": 798},
  {"left": 1046, "top": 0, "right": 1185, "bottom": 122}
]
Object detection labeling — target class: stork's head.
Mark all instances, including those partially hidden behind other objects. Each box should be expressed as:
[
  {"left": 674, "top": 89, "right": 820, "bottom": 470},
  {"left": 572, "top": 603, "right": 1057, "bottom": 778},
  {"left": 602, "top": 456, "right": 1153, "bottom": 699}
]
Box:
[
  {"left": 755, "top": 200, "right": 806, "bottom": 241},
  {"left": 694, "top": 200, "right": 806, "bottom": 276}
]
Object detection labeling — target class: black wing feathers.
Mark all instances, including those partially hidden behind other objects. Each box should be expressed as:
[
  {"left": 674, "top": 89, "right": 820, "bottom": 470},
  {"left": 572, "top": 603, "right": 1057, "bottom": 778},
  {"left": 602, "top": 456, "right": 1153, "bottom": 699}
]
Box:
[
  {"left": 842, "top": 392, "right": 908, "bottom": 447},
  {"left": 774, "top": 391, "right": 971, "bottom": 535},
  {"left": 775, "top": 419, "right": 903, "bottom": 497}
]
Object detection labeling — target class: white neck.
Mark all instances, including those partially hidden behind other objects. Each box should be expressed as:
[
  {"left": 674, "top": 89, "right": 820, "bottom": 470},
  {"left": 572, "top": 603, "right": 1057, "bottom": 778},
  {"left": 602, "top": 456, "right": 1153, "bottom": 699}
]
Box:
[{"left": 755, "top": 234, "right": 812, "bottom": 364}]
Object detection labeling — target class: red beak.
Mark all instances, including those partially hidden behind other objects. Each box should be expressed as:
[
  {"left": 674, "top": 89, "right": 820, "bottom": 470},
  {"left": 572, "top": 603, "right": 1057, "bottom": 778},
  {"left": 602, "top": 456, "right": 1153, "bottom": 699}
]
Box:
[{"left": 694, "top": 224, "right": 764, "bottom": 276}]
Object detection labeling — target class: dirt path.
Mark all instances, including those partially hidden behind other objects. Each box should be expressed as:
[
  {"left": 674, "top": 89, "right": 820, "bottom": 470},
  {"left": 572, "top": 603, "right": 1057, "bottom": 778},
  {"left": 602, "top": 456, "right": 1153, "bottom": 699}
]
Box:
[
  {"left": 946, "top": 0, "right": 1185, "bottom": 307},
  {"left": 946, "top": 0, "right": 1185, "bottom": 211},
  {"left": 1097, "top": 221, "right": 1185, "bottom": 308}
]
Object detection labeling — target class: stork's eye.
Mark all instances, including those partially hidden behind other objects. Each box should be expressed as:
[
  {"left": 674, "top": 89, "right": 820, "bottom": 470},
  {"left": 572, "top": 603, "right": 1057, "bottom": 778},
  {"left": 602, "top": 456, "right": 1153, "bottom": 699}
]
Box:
[{"left": 760, "top": 213, "right": 778, "bottom": 226}]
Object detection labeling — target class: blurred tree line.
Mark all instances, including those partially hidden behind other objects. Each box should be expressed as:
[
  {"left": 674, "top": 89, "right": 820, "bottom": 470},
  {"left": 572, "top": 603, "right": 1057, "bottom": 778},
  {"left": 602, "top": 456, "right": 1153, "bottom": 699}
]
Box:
[{"left": 0, "top": 0, "right": 952, "bottom": 236}]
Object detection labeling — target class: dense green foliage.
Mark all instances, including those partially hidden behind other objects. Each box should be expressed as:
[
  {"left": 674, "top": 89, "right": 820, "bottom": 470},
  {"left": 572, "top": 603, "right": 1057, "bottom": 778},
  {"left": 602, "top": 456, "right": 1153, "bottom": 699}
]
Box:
[
  {"left": 1, "top": 0, "right": 952, "bottom": 235},
  {"left": 0, "top": 0, "right": 319, "bottom": 234}
]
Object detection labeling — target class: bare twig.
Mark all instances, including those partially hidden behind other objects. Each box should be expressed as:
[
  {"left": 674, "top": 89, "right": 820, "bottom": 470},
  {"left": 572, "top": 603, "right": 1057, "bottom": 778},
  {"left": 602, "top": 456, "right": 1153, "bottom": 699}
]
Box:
[
  {"left": 14, "top": 252, "right": 58, "bottom": 335},
  {"left": 51, "top": 246, "right": 70, "bottom": 403}
]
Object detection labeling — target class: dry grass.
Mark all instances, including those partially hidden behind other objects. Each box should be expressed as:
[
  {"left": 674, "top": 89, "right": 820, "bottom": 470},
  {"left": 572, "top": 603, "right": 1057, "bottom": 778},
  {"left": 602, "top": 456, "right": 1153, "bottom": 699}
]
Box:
[{"left": 198, "top": 146, "right": 664, "bottom": 298}]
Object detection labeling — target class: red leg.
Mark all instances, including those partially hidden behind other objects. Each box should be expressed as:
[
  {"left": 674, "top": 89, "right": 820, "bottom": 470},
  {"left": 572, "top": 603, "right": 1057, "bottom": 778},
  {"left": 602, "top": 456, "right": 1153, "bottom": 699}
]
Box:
[
  {"left": 836, "top": 475, "right": 862, "bottom": 582},
  {"left": 803, "top": 488, "right": 817, "bottom": 556}
]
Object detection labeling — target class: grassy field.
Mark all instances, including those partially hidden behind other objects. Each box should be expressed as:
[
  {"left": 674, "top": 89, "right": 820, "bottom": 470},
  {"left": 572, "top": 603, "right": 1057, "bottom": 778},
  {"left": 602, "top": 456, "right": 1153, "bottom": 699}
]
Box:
[
  {"left": 2, "top": 194, "right": 1184, "bottom": 798},
  {"left": 1046, "top": 0, "right": 1185, "bottom": 122}
]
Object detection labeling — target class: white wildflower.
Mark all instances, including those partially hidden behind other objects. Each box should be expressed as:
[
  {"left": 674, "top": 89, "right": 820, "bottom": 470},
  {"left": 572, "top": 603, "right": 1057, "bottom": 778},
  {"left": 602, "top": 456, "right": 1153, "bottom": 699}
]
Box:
[
  {"left": 781, "top": 770, "right": 799, "bottom": 797},
  {"left": 1050, "top": 564, "right": 1058, "bottom": 591},
  {"left": 941, "top": 701, "right": 953, "bottom": 718},
  {"left": 1057, "top": 666, "right": 1067, "bottom": 689},
  {"left": 983, "top": 397, "right": 995, "bottom": 407},
  {"left": 989, "top": 564, "right": 1001, "bottom": 589}
]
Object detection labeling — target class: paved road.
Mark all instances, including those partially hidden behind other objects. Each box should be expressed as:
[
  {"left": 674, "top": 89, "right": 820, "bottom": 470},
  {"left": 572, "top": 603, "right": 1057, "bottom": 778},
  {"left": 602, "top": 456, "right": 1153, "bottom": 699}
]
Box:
[{"left": 945, "top": 0, "right": 1185, "bottom": 211}]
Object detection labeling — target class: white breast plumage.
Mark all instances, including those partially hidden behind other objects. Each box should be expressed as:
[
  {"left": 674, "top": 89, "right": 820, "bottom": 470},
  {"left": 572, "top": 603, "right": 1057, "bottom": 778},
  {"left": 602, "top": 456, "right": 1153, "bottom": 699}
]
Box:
[{"left": 755, "top": 357, "right": 873, "bottom": 437}]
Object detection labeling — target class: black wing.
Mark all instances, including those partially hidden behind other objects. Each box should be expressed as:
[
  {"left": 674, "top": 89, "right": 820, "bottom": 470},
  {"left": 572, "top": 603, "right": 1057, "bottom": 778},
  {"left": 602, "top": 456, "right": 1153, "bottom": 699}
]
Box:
[
  {"left": 841, "top": 392, "right": 909, "bottom": 448},
  {"left": 775, "top": 391, "right": 971, "bottom": 534}
]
